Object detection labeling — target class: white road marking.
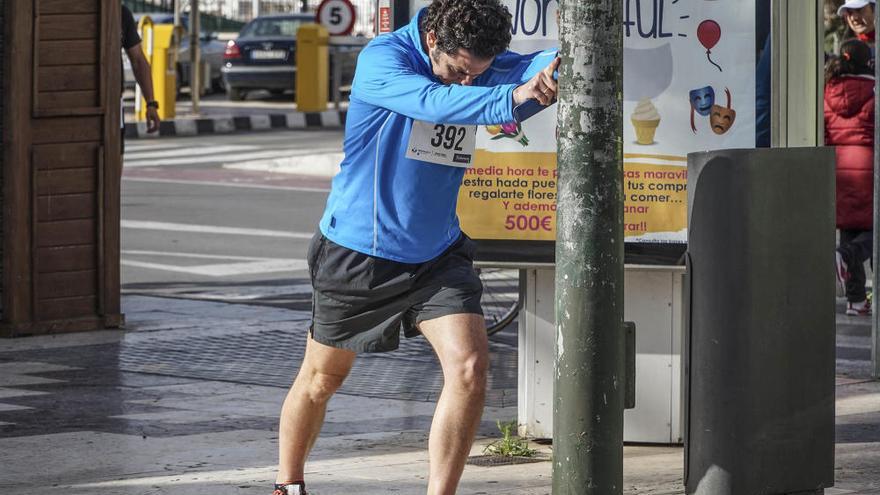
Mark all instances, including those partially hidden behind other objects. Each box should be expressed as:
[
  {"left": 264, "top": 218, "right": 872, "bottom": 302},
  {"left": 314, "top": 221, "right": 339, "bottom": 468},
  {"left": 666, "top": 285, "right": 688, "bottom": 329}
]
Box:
[
  {"left": 122, "top": 258, "right": 308, "bottom": 277},
  {"left": 124, "top": 149, "right": 301, "bottom": 167},
  {"left": 122, "top": 177, "right": 330, "bottom": 193},
  {"left": 121, "top": 283, "right": 314, "bottom": 300},
  {"left": 121, "top": 220, "right": 314, "bottom": 239},
  {"left": 124, "top": 144, "right": 259, "bottom": 161},
  {"left": 121, "top": 249, "right": 278, "bottom": 261}
]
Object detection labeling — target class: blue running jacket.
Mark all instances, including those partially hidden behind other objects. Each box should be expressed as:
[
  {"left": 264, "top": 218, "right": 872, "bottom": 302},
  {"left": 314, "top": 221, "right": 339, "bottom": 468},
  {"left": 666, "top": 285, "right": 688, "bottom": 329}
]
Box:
[{"left": 318, "top": 9, "right": 556, "bottom": 263}]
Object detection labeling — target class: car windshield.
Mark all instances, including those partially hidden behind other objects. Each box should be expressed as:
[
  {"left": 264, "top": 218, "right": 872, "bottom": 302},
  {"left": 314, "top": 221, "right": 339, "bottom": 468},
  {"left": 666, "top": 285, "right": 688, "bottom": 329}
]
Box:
[{"left": 240, "top": 17, "right": 309, "bottom": 37}]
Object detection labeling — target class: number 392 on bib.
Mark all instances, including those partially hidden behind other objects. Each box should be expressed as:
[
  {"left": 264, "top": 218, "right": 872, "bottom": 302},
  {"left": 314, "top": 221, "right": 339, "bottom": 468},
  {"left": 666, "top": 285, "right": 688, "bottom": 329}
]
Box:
[{"left": 406, "top": 121, "right": 477, "bottom": 168}]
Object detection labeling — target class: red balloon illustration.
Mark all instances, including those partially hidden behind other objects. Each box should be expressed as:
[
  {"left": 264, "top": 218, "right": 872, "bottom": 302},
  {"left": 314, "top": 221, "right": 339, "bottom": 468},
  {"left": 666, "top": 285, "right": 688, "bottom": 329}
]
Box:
[{"left": 698, "top": 20, "right": 723, "bottom": 72}]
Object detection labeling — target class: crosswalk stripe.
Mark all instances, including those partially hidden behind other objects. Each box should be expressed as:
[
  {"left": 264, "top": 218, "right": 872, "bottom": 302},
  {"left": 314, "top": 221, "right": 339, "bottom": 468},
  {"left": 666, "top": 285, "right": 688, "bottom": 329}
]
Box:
[
  {"left": 121, "top": 177, "right": 331, "bottom": 193},
  {"left": 124, "top": 149, "right": 302, "bottom": 168},
  {"left": 124, "top": 144, "right": 260, "bottom": 161},
  {"left": 122, "top": 129, "right": 344, "bottom": 168},
  {"left": 123, "top": 142, "right": 207, "bottom": 153},
  {"left": 121, "top": 249, "right": 279, "bottom": 261},
  {"left": 121, "top": 220, "right": 314, "bottom": 239},
  {"left": 121, "top": 283, "right": 315, "bottom": 300},
  {"left": 122, "top": 259, "right": 308, "bottom": 277}
]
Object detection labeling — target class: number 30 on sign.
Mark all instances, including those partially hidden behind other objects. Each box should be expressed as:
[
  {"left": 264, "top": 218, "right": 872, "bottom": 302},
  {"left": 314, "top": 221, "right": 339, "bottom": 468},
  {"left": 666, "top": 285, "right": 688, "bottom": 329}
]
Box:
[{"left": 316, "top": 0, "right": 356, "bottom": 36}]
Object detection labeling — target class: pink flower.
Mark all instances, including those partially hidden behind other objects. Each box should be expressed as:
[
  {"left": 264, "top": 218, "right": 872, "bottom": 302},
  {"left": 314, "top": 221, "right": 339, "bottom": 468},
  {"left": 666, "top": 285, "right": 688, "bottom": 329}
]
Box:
[{"left": 501, "top": 122, "right": 520, "bottom": 134}]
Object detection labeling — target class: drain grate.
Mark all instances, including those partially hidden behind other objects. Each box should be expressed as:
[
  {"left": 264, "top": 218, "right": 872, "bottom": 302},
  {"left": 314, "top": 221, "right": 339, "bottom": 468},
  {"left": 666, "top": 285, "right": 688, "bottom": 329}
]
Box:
[{"left": 466, "top": 455, "right": 549, "bottom": 467}]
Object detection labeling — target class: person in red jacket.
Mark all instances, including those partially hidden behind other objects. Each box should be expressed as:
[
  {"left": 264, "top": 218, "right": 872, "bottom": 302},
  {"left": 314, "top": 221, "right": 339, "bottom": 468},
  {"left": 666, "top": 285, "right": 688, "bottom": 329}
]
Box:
[
  {"left": 838, "top": 0, "right": 876, "bottom": 52},
  {"left": 826, "top": 38, "right": 875, "bottom": 316}
]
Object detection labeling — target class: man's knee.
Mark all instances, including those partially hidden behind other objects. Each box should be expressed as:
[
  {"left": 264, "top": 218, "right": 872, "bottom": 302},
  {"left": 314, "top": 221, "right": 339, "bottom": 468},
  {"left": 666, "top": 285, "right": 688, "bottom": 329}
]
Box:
[
  {"left": 297, "top": 368, "right": 347, "bottom": 403},
  {"left": 445, "top": 351, "right": 489, "bottom": 393}
]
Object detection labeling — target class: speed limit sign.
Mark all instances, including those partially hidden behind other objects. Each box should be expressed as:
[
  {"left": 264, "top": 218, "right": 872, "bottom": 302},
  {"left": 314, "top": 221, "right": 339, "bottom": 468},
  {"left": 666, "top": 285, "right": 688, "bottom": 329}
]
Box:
[{"left": 316, "top": 0, "right": 356, "bottom": 36}]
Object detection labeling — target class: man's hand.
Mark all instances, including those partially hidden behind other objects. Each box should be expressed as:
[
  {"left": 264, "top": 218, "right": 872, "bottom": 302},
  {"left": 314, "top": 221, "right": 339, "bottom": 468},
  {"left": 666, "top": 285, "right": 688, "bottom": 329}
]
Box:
[
  {"left": 145, "top": 107, "right": 161, "bottom": 134},
  {"left": 513, "top": 57, "right": 560, "bottom": 106}
]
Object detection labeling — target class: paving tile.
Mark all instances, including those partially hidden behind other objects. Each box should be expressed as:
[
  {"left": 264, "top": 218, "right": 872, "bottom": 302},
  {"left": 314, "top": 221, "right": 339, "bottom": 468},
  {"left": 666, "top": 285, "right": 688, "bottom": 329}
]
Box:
[
  {"left": 323, "top": 394, "right": 440, "bottom": 423},
  {"left": 0, "top": 403, "right": 33, "bottom": 412},
  {"left": 0, "top": 429, "right": 278, "bottom": 486},
  {"left": 0, "top": 294, "right": 877, "bottom": 494},
  {"left": 108, "top": 410, "right": 255, "bottom": 424},
  {"left": 837, "top": 390, "right": 880, "bottom": 417},
  {"left": 0, "top": 375, "right": 64, "bottom": 387},
  {"left": 0, "top": 388, "right": 48, "bottom": 399},
  {"left": 0, "top": 362, "right": 81, "bottom": 374},
  {"left": 0, "top": 331, "right": 124, "bottom": 352},
  {"left": 125, "top": 394, "right": 281, "bottom": 418}
]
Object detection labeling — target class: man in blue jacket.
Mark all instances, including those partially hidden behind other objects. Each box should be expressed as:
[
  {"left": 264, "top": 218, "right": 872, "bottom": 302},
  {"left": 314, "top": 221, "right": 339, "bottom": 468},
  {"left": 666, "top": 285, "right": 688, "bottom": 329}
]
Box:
[{"left": 273, "top": 1, "right": 558, "bottom": 493}]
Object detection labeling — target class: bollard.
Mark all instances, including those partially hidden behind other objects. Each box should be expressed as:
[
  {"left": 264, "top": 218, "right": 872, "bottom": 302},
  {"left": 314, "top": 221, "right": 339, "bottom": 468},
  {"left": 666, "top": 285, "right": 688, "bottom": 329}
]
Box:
[
  {"left": 296, "top": 24, "right": 329, "bottom": 113},
  {"left": 685, "top": 147, "right": 836, "bottom": 495}
]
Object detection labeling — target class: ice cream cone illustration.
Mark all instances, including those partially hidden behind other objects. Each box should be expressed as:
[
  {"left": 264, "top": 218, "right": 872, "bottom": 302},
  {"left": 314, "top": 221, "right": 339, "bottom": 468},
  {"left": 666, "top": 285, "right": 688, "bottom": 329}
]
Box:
[{"left": 631, "top": 98, "right": 661, "bottom": 145}]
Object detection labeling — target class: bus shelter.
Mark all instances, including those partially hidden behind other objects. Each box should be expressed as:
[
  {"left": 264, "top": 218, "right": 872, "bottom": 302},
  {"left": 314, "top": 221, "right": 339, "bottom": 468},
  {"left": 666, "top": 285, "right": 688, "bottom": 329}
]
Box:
[{"left": 383, "top": 0, "right": 824, "bottom": 443}]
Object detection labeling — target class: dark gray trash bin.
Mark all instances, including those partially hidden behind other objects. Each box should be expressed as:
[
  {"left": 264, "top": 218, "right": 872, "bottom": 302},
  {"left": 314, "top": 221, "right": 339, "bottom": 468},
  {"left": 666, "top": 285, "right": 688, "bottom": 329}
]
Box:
[{"left": 685, "top": 147, "right": 836, "bottom": 495}]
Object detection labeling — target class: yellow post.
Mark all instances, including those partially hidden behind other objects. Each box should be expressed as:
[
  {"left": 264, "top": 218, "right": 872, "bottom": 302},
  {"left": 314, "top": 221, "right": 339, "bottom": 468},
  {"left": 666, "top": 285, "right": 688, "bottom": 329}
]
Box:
[
  {"left": 136, "top": 18, "right": 178, "bottom": 120},
  {"left": 296, "top": 24, "right": 329, "bottom": 113}
]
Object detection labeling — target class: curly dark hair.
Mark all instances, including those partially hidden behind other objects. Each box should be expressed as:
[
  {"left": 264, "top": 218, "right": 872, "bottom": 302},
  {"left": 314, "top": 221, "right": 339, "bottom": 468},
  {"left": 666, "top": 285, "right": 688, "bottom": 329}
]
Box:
[
  {"left": 420, "top": 0, "right": 512, "bottom": 60},
  {"left": 825, "top": 38, "right": 873, "bottom": 84}
]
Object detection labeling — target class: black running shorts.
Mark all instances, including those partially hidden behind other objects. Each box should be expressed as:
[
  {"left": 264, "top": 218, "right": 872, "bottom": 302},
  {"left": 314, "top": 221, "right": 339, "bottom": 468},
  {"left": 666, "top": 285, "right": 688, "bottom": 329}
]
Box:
[{"left": 307, "top": 232, "right": 484, "bottom": 353}]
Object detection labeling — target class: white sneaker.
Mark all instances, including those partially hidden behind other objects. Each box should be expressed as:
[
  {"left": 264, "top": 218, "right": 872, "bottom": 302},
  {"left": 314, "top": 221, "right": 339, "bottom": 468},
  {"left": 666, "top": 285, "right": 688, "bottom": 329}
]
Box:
[
  {"left": 846, "top": 299, "right": 871, "bottom": 316},
  {"left": 273, "top": 482, "right": 307, "bottom": 495}
]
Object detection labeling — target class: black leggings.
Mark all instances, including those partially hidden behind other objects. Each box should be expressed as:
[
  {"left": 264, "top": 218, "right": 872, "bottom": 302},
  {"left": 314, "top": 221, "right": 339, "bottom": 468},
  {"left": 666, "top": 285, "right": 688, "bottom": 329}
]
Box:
[{"left": 839, "top": 229, "right": 873, "bottom": 302}]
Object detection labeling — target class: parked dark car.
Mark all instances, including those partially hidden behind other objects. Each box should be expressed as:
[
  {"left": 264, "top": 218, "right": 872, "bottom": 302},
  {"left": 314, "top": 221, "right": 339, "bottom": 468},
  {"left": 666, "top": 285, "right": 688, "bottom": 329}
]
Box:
[{"left": 222, "top": 14, "right": 359, "bottom": 101}]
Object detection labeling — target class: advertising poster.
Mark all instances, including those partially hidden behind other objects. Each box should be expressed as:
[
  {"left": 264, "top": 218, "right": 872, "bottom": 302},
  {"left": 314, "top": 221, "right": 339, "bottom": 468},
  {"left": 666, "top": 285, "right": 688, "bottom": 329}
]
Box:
[{"left": 456, "top": 0, "right": 757, "bottom": 249}]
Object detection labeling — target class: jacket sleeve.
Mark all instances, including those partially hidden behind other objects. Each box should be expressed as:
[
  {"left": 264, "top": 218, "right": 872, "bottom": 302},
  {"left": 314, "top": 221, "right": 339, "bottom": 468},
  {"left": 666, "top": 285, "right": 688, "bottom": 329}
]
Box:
[
  {"left": 351, "top": 41, "right": 517, "bottom": 125},
  {"left": 478, "top": 49, "right": 558, "bottom": 86}
]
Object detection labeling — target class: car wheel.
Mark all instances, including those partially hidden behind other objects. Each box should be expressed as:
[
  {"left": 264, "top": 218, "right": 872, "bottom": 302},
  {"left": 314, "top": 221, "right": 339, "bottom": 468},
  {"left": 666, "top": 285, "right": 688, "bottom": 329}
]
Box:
[
  {"left": 227, "top": 86, "right": 245, "bottom": 101},
  {"left": 212, "top": 77, "right": 225, "bottom": 94}
]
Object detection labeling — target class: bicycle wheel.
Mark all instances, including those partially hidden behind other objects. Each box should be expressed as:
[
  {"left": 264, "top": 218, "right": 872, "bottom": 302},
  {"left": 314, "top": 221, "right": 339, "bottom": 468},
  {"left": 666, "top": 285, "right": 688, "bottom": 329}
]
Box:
[{"left": 477, "top": 267, "right": 522, "bottom": 335}]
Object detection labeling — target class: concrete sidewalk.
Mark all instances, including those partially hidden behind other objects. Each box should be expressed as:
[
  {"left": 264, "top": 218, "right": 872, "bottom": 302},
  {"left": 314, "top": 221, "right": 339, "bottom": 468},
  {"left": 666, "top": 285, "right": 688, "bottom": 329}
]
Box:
[{"left": 0, "top": 295, "right": 878, "bottom": 494}]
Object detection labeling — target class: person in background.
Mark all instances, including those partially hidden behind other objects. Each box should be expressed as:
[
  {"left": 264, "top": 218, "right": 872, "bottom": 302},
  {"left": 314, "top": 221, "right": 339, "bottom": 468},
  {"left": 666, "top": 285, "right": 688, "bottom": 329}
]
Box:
[
  {"left": 825, "top": 38, "right": 875, "bottom": 315},
  {"left": 838, "top": 0, "right": 876, "bottom": 52},
  {"left": 122, "top": 4, "right": 160, "bottom": 139}
]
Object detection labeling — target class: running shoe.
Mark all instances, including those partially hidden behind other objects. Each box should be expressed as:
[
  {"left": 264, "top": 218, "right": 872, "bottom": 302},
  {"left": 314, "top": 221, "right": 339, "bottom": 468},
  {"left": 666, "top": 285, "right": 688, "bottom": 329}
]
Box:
[
  {"left": 273, "top": 482, "right": 307, "bottom": 495},
  {"left": 846, "top": 299, "right": 871, "bottom": 316},
  {"left": 835, "top": 251, "right": 850, "bottom": 290}
]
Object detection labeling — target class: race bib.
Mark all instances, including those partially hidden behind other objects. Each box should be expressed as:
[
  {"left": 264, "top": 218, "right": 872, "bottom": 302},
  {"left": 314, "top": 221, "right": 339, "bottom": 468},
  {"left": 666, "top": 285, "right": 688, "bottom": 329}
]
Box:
[{"left": 406, "top": 121, "right": 477, "bottom": 168}]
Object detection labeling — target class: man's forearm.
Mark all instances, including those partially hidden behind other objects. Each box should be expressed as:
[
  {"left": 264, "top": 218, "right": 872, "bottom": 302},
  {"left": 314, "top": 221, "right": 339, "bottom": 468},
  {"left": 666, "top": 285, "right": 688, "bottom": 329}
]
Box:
[{"left": 131, "top": 55, "right": 156, "bottom": 102}]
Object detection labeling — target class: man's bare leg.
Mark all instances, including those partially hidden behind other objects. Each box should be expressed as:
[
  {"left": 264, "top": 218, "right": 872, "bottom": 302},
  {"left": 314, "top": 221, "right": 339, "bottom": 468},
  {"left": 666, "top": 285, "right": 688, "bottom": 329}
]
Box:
[
  {"left": 419, "top": 313, "right": 489, "bottom": 495},
  {"left": 276, "top": 336, "right": 357, "bottom": 484}
]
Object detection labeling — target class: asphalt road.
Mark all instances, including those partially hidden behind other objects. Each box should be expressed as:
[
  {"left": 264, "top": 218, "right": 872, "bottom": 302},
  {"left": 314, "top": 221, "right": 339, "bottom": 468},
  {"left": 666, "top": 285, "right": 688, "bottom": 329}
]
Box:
[
  {"left": 121, "top": 129, "right": 339, "bottom": 310},
  {"left": 121, "top": 128, "right": 522, "bottom": 336}
]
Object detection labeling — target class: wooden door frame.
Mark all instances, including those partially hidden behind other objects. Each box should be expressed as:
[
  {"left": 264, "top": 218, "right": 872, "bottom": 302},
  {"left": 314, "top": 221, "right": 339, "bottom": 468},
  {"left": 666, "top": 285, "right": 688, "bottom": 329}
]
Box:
[{"left": 1, "top": 0, "right": 123, "bottom": 336}]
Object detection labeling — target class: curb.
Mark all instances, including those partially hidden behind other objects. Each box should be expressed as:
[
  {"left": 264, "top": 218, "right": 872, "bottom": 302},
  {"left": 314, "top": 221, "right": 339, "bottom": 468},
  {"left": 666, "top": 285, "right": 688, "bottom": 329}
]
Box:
[{"left": 124, "top": 110, "right": 347, "bottom": 139}]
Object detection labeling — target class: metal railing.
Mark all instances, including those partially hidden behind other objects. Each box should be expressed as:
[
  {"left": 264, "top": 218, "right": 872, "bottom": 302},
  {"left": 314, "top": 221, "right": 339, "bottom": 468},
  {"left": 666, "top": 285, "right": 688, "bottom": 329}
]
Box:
[
  {"left": 124, "top": 0, "right": 246, "bottom": 32},
  {"left": 124, "top": 0, "right": 175, "bottom": 15}
]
